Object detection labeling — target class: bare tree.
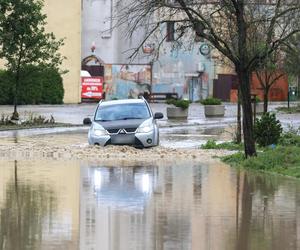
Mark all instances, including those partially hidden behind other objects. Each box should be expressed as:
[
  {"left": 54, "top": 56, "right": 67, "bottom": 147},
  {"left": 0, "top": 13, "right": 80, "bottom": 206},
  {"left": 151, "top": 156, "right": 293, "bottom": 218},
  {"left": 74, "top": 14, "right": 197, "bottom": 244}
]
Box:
[
  {"left": 284, "top": 33, "right": 300, "bottom": 97},
  {"left": 255, "top": 51, "right": 285, "bottom": 113},
  {"left": 115, "top": 0, "right": 300, "bottom": 157}
]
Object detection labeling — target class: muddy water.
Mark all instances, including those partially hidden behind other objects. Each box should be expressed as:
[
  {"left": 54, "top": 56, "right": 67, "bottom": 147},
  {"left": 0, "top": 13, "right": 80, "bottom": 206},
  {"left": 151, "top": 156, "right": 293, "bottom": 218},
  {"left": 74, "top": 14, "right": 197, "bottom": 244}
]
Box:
[
  {"left": 1, "top": 159, "right": 300, "bottom": 250},
  {"left": 0, "top": 124, "right": 232, "bottom": 150}
]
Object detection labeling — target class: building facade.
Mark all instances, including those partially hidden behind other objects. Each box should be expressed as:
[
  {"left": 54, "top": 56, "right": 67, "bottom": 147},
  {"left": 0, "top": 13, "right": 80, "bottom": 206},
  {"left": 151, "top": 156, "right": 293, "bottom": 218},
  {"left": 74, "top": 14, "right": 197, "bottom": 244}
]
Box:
[
  {"left": 43, "top": 0, "right": 82, "bottom": 103},
  {"left": 81, "top": 0, "right": 216, "bottom": 101}
]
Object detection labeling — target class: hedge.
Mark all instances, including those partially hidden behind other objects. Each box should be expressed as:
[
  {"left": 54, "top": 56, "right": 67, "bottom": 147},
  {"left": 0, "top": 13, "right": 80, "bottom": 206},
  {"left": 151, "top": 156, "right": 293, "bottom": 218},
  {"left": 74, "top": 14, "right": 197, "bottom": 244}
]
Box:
[
  {"left": 0, "top": 66, "right": 64, "bottom": 105},
  {"left": 0, "top": 70, "right": 14, "bottom": 105}
]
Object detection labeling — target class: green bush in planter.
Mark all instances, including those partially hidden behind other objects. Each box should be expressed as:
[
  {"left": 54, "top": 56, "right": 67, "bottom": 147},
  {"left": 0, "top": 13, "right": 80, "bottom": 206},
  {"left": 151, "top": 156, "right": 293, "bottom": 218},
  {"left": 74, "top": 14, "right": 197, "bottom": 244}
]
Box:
[
  {"left": 0, "top": 70, "right": 14, "bottom": 105},
  {"left": 200, "top": 97, "right": 222, "bottom": 105},
  {"left": 255, "top": 96, "right": 261, "bottom": 103},
  {"left": 166, "top": 99, "right": 190, "bottom": 110}
]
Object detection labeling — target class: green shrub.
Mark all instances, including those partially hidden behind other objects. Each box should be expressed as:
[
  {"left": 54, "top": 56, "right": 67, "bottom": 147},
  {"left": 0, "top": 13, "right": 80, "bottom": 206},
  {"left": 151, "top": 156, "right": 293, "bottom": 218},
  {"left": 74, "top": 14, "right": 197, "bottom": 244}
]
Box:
[
  {"left": 254, "top": 112, "right": 282, "bottom": 147},
  {"left": 0, "top": 66, "right": 64, "bottom": 104},
  {"left": 254, "top": 96, "right": 261, "bottom": 103},
  {"left": 201, "top": 139, "right": 243, "bottom": 150},
  {"left": 40, "top": 67, "right": 64, "bottom": 104},
  {"left": 22, "top": 113, "right": 55, "bottom": 125},
  {"left": 200, "top": 97, "right": 222, "bottom": 105},
  {"left": 201, "top": 139, "right": 218, "bottom": 149},
  {"left": 222, "top": 152, "right": 246, "bottom": 165},
  {"left": 18, "top": 67, "right": 43, "bottom": 104},
  {"left": 222, "top": 146, "right": 300, "bottom": 178},
  {"left": 279, "top": 127, "right": 300, "bottom": 147},
  {"left": 0, "top": 70, "right": 14, "bottom": 105},
  {"left": 166, "top": 99, "right": 190, "bottom": 109}
]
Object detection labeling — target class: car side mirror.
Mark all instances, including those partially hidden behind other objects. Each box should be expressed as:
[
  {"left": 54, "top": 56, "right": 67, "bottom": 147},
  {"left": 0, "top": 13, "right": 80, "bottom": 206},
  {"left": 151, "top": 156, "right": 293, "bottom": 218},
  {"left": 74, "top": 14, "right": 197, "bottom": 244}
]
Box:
[
  {"left": 83, "top": 117, "right": 92, "bottom": 125},
  {"left": 154, "top": 112, "right": 164, "bottom": 119}
]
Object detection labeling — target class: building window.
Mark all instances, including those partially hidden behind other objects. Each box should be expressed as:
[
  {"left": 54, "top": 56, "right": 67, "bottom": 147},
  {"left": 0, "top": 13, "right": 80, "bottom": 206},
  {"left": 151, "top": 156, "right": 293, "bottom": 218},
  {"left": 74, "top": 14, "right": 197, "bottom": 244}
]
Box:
[{"left": 166, "top": 21, "right": 175, "bottom": 42}]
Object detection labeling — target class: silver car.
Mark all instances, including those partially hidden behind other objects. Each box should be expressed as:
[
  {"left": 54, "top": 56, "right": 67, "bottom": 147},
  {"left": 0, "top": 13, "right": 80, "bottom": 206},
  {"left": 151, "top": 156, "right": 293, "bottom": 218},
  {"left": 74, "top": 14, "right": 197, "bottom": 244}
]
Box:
[{"left": 87, "top": 98, "right": 163, "bottom": 147}]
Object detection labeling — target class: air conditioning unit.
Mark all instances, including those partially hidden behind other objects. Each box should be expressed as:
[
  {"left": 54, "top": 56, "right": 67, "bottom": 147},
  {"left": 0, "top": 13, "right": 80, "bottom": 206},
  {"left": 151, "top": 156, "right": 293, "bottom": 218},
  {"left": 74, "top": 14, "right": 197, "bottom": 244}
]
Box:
[{"left": 197, "top": 62, "right": 205, "bottom": 73}]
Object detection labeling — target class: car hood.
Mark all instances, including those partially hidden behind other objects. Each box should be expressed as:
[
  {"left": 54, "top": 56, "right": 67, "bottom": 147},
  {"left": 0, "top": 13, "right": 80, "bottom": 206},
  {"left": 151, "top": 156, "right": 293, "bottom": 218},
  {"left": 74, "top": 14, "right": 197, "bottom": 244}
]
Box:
[{"left": 94, "top": 118, "right": 149, "bottom": 130}]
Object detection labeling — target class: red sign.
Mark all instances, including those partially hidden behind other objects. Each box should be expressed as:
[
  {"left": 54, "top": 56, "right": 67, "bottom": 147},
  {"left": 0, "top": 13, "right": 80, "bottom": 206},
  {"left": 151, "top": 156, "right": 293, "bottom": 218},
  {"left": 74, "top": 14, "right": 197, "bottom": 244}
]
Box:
[{"left": 81, "top": 77, "right": 103, "bottom": 99}]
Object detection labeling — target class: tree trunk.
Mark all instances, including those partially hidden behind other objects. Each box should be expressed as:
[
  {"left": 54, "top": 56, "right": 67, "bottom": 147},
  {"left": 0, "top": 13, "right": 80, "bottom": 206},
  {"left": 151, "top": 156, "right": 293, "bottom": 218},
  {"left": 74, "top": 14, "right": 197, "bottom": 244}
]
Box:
[
  {"left": 12, "top": 70, "right": 20, "bottom": 120},
  {"left": 263, "top": 88, "right": 269, "bottom": 113},
  {"left": 298, "top": 74, "right": 300, "bottom": 99},
  {"left": 235, "top": 2, "right": 256, "bottom": 157},
  {"left": 236, "top": 88, "right": 242, "bottom": 144},
  {"left": 237, "top": 70, "right": 257, "bottom": 157}
]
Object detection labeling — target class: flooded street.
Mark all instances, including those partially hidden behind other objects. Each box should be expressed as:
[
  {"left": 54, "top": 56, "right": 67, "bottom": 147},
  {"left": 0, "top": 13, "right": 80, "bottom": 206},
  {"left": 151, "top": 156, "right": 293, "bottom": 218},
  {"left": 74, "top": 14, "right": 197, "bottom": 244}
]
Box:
[{"left": 1, "top": 159, "right": 300, "bottom": 250}]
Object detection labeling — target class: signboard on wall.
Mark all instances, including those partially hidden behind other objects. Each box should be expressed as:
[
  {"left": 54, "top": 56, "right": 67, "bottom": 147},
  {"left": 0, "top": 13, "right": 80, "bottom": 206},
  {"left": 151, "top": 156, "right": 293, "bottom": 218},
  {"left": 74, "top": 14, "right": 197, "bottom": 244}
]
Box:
[{"left": 81, "top": 77, "right": 103, "bottom": 99}]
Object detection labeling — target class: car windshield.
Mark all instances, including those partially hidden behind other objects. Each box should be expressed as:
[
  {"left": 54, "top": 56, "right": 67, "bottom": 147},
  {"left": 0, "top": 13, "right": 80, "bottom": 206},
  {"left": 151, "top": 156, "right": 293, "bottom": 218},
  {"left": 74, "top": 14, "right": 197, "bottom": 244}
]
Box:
[{"left": 95, "top": 103, "right": 151, "bottom": 121}]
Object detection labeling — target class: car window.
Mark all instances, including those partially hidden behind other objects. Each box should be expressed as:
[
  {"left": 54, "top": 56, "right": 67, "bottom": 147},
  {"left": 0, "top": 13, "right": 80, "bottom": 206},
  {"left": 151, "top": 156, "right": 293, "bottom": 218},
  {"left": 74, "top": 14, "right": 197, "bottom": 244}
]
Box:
[{"left": 95, "top": 103, "right": 151, "bottom": 121}]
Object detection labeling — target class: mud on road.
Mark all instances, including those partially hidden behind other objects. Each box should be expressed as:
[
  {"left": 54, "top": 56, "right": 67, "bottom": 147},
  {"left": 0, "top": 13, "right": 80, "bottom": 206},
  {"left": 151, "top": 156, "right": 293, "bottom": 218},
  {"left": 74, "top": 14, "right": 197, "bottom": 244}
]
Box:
[{"left": 0, "top": 132, "right": 233, "bottom": 165}]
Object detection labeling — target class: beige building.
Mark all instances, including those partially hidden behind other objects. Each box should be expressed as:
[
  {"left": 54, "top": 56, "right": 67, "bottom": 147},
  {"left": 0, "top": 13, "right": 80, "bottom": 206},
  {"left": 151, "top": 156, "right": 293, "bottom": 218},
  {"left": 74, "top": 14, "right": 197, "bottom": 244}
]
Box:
[
  {"left": 0, "top": 0, "right": 82, "bottom": 104},
  {"left": 43, "top": 0, "right": 82, "bottom": 103}
]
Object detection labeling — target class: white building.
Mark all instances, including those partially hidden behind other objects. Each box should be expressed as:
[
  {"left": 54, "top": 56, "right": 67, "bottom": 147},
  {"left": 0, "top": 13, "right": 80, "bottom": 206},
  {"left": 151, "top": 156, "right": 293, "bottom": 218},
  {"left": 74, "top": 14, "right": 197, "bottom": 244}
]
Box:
[{"left": 81, "top": 0, "right": 215, "bottom": 101}]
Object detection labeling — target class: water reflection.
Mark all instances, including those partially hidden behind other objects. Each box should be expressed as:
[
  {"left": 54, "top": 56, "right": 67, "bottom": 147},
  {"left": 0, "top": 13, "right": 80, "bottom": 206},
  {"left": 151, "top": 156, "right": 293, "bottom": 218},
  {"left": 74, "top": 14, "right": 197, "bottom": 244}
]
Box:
[
  {"left": 80, "top": 164, "right": 300, "bottom": 250},
  {"left": 1, "top": 160, "right": 300, "bottom": 249},
  {"left": 91, "top": 167, "right": 154, "bottom": 209},
  {"left": 0, "top": 161, "right": 58, "bottom": 249},
  {"left": 0, "top": 160, "right": 80, "bottom": 250}
]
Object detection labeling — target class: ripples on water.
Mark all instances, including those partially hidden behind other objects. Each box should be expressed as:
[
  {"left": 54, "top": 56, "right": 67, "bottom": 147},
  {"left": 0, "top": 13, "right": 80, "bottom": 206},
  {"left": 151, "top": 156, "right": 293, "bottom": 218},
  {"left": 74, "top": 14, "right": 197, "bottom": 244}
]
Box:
[{"left": 0, "top": 160, "right": 300, "bottom": 250}]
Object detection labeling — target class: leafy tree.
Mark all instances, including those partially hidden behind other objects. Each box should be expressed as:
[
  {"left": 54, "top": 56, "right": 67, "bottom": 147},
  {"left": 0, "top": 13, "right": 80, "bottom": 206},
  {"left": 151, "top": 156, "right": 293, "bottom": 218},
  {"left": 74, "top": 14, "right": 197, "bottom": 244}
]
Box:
[
  {"left": 116, "top": 0, "right": 300, "bottom": 157},
  {"left": 0, "top": 0, "right": 65, "bottom": 119}
]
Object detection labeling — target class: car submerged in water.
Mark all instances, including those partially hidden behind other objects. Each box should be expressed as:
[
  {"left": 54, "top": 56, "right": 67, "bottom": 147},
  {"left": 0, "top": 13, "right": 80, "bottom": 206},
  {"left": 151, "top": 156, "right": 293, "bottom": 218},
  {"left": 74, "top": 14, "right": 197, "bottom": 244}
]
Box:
[{"left": 87, "top": 97, "right": 163, "bottom": 148}]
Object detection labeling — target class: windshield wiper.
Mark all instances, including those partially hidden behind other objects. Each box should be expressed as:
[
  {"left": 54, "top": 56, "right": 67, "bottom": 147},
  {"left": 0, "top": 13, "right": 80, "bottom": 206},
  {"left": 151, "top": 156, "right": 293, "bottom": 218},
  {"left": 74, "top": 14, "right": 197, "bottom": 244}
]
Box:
[{"left": 96, "top": 119, "right": 112, "bottom": 122}]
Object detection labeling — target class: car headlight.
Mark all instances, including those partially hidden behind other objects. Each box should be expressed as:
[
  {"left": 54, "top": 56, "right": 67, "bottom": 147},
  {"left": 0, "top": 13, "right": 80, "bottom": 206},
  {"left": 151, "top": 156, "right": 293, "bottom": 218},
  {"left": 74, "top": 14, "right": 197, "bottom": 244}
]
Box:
[
  {"left": 92, "top": 123, "right": 108, "bottom": 136},
  {"left": 136, "top": 119, "right": 154, "bottom": 133}
]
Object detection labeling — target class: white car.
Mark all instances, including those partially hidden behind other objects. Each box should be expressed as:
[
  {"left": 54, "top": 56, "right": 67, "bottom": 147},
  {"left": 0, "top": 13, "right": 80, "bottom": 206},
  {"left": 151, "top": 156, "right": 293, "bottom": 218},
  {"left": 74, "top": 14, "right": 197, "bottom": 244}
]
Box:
[{"left": 86, "top": 97, "right": 163, "bottom": 148}]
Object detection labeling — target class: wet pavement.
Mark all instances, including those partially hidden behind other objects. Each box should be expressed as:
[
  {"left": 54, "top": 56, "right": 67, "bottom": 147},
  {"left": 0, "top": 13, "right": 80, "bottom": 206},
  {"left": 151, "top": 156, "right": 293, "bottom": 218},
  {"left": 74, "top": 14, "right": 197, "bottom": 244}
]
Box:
[
  {"left": 1, "top": 159, "right": 300, "bottom": 250},
  {"left": 0, "top": 102, "right": 299, "bottom": 148},
  {"left": 0, "top": 102, "right": 300, "bottom": 129}
]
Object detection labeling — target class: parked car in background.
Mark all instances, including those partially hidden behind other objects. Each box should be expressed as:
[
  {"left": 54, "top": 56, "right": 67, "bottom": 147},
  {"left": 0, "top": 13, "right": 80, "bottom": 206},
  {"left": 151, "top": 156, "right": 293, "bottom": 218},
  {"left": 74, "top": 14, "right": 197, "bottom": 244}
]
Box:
[{"left": 86, "top": 97, "right": 163, "bottom": 148}]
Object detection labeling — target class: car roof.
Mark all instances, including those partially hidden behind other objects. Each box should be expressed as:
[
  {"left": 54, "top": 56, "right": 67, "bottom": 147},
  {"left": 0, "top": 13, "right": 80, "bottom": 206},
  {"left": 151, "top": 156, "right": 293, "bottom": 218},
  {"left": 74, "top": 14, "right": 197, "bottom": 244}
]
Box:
[{"left": 99, "top": 98, "right": 146, "bottom": 106}]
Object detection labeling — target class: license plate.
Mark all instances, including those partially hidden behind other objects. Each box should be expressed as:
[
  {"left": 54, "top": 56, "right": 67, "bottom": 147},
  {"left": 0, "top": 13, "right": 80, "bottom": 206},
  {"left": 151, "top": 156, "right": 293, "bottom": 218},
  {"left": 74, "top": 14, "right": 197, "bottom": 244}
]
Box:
[{"left": 111, "top": 134, "right": 135, "bottom": 145}]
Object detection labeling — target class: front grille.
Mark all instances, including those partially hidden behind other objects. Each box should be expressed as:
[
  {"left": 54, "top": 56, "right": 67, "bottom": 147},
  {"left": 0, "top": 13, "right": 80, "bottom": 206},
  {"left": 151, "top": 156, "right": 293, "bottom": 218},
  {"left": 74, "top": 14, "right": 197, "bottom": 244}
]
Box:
[
  {"left": 106, "top": 128, "right": 137, "bottom": 134},
  {"left": 125, "top": 128, "right": 137, "bottom": 133},
  {"left": 106, "top": 128, "right": 119, "bottom": 134}
]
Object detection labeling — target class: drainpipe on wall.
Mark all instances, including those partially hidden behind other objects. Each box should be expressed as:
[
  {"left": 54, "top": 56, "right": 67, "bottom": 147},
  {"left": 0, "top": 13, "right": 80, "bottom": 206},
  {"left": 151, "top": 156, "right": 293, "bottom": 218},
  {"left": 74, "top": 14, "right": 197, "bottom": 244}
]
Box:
[{"left": 150, "top": 61, "right": 153, "bottom": 93}]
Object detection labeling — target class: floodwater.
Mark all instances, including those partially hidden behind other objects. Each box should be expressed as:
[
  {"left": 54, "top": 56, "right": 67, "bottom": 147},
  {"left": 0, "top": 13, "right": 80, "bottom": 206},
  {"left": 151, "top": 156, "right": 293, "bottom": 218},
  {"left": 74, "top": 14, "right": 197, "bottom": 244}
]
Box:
[
  {"left": 0, "top": 123, "right": 231, "bottom": 150},
  {"left": 1, "top": 159, "right": 300, "bottom": 250}
]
